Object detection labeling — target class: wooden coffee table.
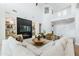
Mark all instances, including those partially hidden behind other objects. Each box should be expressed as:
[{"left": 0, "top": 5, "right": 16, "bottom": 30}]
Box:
[{"left": 32, "top": 38, "right": 49, "bottom": 46}]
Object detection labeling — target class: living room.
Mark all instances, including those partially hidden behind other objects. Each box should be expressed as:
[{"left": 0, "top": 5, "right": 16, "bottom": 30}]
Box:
[{"left": 0, "top": 3, "right": 79, "bottom": 56}]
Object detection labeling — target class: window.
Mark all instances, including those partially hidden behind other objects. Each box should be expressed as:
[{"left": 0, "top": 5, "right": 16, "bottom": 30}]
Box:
[{"left": 44, "top": 7, "right": 49, "bottom": 14}]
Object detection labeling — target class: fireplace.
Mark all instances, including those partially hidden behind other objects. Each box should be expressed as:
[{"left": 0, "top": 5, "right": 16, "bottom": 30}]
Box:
[{"left": 17, "top": 17, "right": 32, "bottom": 39}]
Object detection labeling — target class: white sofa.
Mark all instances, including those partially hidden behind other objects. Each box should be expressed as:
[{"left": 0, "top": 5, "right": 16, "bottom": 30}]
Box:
[
  {"left": 40, "top": 37, "right": 75, "bottom": 56},
  {"left": 1, "top": 37, "right": 35, "bottom": 56},
  {"left": 1, "top": 36, "right": 75, "bottom": 56}
]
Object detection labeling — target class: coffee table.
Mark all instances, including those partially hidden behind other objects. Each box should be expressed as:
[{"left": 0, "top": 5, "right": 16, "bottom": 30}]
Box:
[{"left": 32, "top": 38, "right": 49, "bottom": 46}]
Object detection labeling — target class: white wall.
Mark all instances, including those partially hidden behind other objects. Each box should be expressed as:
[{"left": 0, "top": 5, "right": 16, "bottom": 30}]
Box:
[
  {"left": 0, "top": 3, "right": 43, "bottom": 36},
  {"left": 41, "top": 4, "right": 74, "bottom": 33},
  {"left": 41, "top": 4, "right": 52, "bottom": 33},
  {"left": 41, "top": 14, "right": 52, "bottom": 33},
  {"left": 41, "top": 3, "right": 77, "bottom": 42},
  {"left": 0, "top": 5, "right": 5, "bottom": 55},
  {"left": 70, "top": 4, "right": 79, "bottom": 43},
  {"left": 2, "top": 3, "right": 43, "bottom": 23},
  {"left": 53, "top": 19, "right": 76, "bottom": 38},
  {"left": 0, "top": 5, "right": 5, "bottom": 42},
  {"left": 75, "top": 8, "right": 79, "bottom": 43}
]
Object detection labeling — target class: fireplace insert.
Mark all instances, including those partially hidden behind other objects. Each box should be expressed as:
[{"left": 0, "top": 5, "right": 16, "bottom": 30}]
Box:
[{"left": 17, "top": 17, "right": 32, "bottom": 39}]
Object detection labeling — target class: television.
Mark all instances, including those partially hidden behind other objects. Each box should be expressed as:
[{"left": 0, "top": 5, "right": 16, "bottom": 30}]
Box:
[{"left": 17, "top": 17, "right": 32, "bottom": 39}]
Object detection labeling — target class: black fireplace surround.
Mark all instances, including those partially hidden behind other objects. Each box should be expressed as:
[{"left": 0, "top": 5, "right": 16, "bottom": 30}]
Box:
[{"left": 17, "top": 17, "right": 32, "bottom": 39}]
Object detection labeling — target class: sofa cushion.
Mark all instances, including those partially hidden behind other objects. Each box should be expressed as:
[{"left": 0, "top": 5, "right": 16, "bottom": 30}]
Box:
[
  {"left": 13, "top": 44, "right": 35, "bottom": 56},
  {"left": 1, "top": 40, "right": 13, "bottom": 56},
  {"left": 40, "top": 42, "right": 65, "bottom": 56},
  {"left": 41, "top": 39, "right": 66, "bottom": 56},
  {"left": 64, "top": 38, "right": 74, "bottom": 56},
  {"left": 39, "top": 40, "right": 54, "bottom": 51},
  {"left": 1, "top": 37, "right": 17, "bottom": 56},
  {"left": 23, "top": 42, "right": 41, "bottom": 56},
  {"left": 2, "top": 37, "right": 35, "bottom": 56}
]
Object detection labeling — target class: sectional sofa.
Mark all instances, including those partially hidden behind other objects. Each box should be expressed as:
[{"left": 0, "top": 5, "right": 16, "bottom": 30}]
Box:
[{"left": 1, "top": 36, "right": 75, "bottom": 56}]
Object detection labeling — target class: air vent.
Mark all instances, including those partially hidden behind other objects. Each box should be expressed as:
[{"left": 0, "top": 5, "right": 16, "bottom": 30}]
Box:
[{"left": 44, "top": 7, "right": 49, "bottom": 14}]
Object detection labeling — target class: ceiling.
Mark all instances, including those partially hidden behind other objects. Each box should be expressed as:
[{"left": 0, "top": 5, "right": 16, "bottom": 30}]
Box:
[
  {"left": 0, "top": 3, "right": 73, "bottom": 22},
  {"left": 2, "top": 3, "right": 72, "bottom": 14},
  {"left": 38, "top": 3, "right": 72, "bottom": 12}
]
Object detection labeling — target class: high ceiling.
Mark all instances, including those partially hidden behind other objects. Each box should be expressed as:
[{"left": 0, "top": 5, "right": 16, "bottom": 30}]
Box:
[
  {"left": 38, "top": 3, "right": 72, "bottom": 12},
  {"left": 0, "top": 3, "right": 73, "bottom": 22}
]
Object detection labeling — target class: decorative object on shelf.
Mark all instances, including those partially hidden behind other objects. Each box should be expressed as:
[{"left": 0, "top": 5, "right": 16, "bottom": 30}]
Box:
[
  {"left": 6, "top": 21, "right": 13, "bottom": 29},
  {"left": 5, "top": 16, "right": 15, "bottom": 39},
  {"left": 32, "top": 22, "right": 35, "bottom": 36}
]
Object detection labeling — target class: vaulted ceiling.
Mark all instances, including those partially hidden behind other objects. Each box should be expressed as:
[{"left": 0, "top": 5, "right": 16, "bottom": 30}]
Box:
[
  {"left": 38, "top": 3, "right": 72, "bottom": 12},
  {"left": 0, "top": 3, "right": 73, "bottom": 23}
]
